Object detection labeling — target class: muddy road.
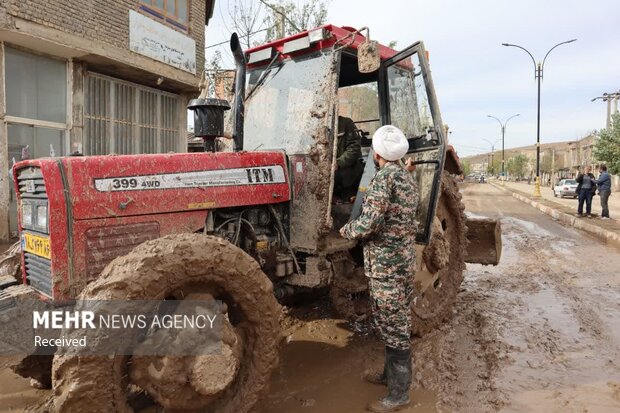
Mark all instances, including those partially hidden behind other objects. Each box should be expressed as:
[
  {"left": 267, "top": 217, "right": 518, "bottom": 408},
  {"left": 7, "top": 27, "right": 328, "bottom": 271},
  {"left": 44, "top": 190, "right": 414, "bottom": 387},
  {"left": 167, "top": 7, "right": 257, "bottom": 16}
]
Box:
[
  {"left": 260, "top": 183, "right": 620, "bottom": 413},
  {"left": 2, "top": 183, "right": 620, "bottom": 412}
]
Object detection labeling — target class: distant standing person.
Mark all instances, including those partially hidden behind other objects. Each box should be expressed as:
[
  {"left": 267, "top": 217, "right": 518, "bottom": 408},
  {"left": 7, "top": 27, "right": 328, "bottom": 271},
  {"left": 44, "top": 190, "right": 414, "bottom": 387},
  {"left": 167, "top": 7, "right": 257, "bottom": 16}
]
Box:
[
  {"left": 595, "top": 165, "right": 611, "bottom": 219},
  {"left": 576, "top": 166, "right": 596, "bottom": 218}
]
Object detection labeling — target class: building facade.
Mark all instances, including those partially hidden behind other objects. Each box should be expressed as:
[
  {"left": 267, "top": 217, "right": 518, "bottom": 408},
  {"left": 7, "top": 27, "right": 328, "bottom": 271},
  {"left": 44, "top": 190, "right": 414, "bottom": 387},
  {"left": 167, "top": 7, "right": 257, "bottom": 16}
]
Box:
[{"left": 0, "top": 0, "right": 214, "bottom": 239}]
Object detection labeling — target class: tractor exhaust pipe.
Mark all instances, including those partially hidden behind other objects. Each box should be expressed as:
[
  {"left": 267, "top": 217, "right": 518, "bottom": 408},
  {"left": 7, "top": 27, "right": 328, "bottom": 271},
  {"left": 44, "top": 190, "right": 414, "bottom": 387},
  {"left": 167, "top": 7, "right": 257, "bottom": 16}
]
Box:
[{"left": 231, "top": 33, "right": 246, "bottom": 152}]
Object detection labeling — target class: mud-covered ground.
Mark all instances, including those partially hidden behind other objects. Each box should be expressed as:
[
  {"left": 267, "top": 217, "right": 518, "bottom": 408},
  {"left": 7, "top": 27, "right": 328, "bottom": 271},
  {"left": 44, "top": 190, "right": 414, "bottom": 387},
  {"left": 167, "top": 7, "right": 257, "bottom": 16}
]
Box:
[
  {"left": 2, "top": 183, "right": 620, "bottom": 412},
  {"left": 259, "top": 183, "right": 620, "bottom": 413}
]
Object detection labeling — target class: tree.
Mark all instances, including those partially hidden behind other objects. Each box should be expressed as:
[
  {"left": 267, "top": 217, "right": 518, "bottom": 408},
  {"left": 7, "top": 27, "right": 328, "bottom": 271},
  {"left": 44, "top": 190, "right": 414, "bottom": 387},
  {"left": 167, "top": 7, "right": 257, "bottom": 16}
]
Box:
[
  {"left": 461, "top": 160, "right": 471, "bottom": 177},
  {"left": 540, "top": 150, "right": 553, "bottom": 174},
  {"left": 261, "top": 0, "right": 329, "bottom": 41},
  {"left": 594, "top": 112, "right": 620, "bottom": 175},
  {"left": 208, "top": 0, "right": 330, "bottom": 72},
  {"left": 486, "top": 158, "right": 501, "bottom": 175},
  {"left": 222, "top": 0, "right": 269, "bottom": 49},
  {"left": 506, "top": 154, "right": 528, "bottom": 179}
]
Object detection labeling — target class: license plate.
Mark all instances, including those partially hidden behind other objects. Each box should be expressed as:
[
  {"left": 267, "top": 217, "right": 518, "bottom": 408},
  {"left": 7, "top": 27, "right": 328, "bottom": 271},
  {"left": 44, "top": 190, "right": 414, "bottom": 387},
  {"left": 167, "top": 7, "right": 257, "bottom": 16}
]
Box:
[
  {"left": 22, "top": 233, "right": 51, "bottom": 259},
  {"left": 25, "top": 180, "right": 36, "bottom": 193}
]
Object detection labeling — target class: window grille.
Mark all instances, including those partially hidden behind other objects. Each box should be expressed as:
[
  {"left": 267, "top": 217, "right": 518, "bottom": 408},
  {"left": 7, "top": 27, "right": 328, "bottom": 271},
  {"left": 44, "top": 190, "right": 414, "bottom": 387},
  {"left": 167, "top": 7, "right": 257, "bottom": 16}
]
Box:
[{"left": 84, "top": 73, "right": 180, "bottom": 155}]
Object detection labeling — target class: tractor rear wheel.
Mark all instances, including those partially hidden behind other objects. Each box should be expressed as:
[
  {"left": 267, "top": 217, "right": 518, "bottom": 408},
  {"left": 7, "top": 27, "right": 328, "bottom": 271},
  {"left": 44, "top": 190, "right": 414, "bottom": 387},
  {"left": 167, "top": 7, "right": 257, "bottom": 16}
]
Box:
[
  {"left": 50, "top": 234, "right": 281, "bottom": 413},
  {"left": 411, "top": 171, "right": 467, "bottom": 336}
]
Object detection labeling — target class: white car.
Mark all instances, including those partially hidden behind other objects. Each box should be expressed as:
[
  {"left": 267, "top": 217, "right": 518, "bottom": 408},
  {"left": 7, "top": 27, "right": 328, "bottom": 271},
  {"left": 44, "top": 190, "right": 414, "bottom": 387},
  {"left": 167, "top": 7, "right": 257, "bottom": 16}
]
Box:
[{"left": 553, "top": 179, "right": 578, "bottom": 198}]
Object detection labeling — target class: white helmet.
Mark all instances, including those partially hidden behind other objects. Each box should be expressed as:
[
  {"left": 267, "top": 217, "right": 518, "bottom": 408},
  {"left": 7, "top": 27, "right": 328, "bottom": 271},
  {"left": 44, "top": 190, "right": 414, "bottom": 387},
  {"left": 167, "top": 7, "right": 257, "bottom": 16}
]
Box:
[{"left": 372, "top": 125, "right": 409, "bottom": 161}]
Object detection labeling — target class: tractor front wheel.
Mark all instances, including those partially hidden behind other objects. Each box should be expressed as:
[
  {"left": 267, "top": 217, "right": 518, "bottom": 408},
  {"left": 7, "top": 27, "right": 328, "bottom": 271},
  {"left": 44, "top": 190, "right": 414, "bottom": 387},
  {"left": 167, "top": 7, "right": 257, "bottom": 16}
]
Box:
[
  {"left": 50, "top": 234, "right": 281, "bottom": 413},
  {"left": 411, "top": 172, "right": 467, "bottom": 336}
]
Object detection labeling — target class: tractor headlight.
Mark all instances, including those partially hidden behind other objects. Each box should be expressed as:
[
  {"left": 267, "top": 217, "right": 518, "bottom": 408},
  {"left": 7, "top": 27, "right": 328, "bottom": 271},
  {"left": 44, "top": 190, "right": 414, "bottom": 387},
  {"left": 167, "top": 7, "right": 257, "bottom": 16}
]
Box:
[
  {"left": 36, "top": 205, "right": 48, "bottom": 232},
  {"left": 21, "top": 203, "right": 33, "bottom": 226}
]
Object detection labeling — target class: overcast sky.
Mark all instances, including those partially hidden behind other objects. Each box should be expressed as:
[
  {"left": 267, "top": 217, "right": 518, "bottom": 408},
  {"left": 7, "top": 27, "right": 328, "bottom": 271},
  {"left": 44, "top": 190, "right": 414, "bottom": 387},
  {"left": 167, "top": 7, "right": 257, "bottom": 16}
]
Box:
[{"left": 205, "top": 0, "right": 619, "bottom": 157}]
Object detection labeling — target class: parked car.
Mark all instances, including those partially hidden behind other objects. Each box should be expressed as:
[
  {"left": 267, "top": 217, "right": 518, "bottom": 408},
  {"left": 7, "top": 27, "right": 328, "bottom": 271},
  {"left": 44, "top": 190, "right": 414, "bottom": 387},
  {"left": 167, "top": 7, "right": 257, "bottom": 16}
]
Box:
[{"left": 553, "top": 179, "right": 578, "bottom": 198}]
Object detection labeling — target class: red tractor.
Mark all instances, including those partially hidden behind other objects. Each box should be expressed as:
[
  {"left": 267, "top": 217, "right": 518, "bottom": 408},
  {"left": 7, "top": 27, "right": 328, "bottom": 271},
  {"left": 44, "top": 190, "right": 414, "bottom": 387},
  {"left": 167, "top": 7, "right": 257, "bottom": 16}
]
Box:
[{"left": 11, "top": 25, "right": 500, "bottom": 412}]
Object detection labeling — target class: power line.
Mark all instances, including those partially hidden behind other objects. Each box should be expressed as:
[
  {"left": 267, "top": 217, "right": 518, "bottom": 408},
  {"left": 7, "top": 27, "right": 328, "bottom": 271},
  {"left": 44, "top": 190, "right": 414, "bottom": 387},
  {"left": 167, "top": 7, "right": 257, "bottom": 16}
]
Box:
[{"left": 205, "top": 26, "right": 272, "bottom": 50}]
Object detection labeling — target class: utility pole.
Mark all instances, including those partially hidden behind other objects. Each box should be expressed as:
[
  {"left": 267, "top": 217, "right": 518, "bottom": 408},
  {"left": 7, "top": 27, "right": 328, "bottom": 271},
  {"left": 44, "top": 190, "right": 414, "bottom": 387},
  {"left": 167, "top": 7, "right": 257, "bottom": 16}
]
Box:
[
  {"left": 592, "top": 91, "right": 620, "bottom": 129},
  {"left": 483, "top": 138, "right": 501, "bottom": 176}
]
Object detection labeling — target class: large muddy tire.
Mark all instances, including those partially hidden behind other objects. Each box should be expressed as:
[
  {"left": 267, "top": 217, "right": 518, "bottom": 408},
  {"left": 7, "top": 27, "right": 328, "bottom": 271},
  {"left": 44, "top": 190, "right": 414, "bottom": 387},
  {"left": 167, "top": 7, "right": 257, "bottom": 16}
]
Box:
[
  {"left": 412, "top": 171, "right": 467, "bottom": 336},
  {"left": 51, "top": 234, "right": 281, "bottom": 413},
  {"left": 329, "top": 253, "right": 369, "bottom": 322}
]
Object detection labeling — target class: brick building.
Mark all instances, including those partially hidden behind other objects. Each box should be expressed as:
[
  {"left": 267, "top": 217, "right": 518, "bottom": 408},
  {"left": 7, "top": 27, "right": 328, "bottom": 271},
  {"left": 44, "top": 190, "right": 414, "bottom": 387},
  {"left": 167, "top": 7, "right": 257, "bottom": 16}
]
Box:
[{"left": 0, "top": 0, "right": 215, "bottom": 239}]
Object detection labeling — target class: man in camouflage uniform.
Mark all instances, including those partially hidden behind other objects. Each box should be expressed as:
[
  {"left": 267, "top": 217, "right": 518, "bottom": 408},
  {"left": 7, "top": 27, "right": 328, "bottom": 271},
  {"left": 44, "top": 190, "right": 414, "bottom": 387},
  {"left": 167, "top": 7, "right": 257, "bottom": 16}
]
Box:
[
  {"left": 340, "top": 125, "right": 418, "bottom": 412},
  {"left": 334, "top": 116, "right": 363, "bottom": 201}
]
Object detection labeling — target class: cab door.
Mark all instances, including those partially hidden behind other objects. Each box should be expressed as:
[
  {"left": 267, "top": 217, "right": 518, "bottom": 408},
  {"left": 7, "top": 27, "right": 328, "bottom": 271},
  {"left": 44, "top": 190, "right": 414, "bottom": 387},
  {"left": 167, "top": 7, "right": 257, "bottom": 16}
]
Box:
[{"left": 352, "top": 42, "right": 446, "bottom": 244}]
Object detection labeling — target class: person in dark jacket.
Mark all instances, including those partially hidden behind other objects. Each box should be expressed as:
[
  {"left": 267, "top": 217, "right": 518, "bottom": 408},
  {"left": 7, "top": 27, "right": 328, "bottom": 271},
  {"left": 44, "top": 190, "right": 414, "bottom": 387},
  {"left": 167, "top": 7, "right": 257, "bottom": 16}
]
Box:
[
  {"left": 576, "top": 166, "right": 596, "bottom": 217},
  {"left": 595, "top": 165, "right": 612, "bottom": 219},
  {"left": 334, "top": 116, "right": 364, "bottom": 201}
]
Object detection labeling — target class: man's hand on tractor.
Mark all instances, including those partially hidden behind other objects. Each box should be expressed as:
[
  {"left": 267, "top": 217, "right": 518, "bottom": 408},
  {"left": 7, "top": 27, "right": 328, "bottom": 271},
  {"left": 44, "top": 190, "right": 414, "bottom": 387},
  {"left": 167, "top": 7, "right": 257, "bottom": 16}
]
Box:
[{"left": 404, "top": 158, "right": 416, "bottom": 172}]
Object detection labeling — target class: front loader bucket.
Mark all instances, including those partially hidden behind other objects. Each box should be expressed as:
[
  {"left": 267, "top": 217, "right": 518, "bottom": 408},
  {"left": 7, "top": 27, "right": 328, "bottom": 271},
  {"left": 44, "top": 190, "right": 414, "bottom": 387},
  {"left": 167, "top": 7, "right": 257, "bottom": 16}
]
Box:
[{"left": 465, "top": 217, "right": 502, "bottom": 265}]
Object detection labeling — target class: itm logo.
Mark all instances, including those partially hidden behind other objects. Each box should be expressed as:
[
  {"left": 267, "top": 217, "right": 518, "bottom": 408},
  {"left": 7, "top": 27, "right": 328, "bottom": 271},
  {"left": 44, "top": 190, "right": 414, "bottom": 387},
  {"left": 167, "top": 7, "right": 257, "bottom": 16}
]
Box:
[{"left": 246, "top": 168, "right": 274, "bottom": 183}]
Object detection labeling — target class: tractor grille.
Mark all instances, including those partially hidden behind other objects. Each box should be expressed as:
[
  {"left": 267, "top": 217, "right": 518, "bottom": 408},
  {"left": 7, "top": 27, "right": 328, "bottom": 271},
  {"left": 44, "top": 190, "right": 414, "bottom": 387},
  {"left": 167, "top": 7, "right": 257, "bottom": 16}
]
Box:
[
  {"left": 17, "top": 167, "right": 47, "bottom": 200},
  {"left": 17, "top": 166, "right": 52, "bottom": 297},
  {"left": 24, "top": 253, "right": 52, "bottom": 296},
  {"left": 85, "top": 222, "right": 160, "bottom": 280}
]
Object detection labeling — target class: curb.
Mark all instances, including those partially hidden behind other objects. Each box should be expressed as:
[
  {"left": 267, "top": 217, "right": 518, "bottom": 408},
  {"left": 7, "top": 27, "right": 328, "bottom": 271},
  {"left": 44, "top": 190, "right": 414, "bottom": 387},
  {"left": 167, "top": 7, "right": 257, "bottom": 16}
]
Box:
[{"left": 490, "top": 182, "right": 620, "bottom": 249}]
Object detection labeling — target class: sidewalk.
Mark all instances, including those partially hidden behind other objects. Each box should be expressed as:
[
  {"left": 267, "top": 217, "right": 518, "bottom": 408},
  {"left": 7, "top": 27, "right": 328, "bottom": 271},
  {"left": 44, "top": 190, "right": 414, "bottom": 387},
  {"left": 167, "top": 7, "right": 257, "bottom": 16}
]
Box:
[
  {"left": 501, "top": 180, "right": 619, "bottom": 219},
  {"left": 489, "top": 180, "right": 620, "bottom": 249}
]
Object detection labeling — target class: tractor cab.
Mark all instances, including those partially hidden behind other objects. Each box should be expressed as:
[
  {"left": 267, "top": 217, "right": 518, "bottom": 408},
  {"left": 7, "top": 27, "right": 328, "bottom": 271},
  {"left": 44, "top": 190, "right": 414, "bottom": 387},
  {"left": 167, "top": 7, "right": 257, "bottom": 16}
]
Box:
[{"left": 240, "top": 25, "right": 445, "bottom": 251}]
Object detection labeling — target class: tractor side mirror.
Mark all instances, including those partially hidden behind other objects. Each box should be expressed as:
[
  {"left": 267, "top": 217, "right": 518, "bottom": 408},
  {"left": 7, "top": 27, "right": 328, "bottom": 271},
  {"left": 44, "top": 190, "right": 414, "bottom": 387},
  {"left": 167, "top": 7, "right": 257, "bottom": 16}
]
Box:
[{"left": 358, "top": 38, "right": 380, "bottom": 73}]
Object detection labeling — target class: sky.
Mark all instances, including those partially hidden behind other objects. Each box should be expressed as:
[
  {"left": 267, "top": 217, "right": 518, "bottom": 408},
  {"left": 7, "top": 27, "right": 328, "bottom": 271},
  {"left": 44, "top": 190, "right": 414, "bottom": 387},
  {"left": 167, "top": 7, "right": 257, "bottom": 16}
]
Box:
[{"left": 204, "top": 0, "right": 620, "bottom": 157}]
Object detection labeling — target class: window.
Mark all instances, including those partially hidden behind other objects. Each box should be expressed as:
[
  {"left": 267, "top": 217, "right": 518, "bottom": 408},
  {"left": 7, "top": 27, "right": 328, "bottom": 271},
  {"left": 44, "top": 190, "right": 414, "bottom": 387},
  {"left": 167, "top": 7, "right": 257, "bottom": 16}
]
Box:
[
  {"left": 5, "top": 46, "right": 68, "bottom": 234},
  {"left": 5, "top": 47, "right": 67, "bottom": 123},
  {"left": 244, "top": 52, "right": 336, "bottom": 154},
  {"left": 140, "top": 0, "right": 189, "bottom": 28},
  {"left": 84, "top": 74, "right": 180, "bottom": 155},
  {"left": 338, "top": 82, "right": 380, "bottom": 142}
]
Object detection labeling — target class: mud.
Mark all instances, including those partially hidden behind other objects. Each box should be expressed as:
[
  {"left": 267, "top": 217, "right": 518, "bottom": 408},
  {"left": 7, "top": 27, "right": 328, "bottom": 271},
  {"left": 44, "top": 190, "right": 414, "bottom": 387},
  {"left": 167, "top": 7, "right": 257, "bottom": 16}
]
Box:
[
  {"left": 49, "top": 234, "right": 281, "bottom": 413},
  {"left": 0, "top": 360, "right": 47, "bottom": 413},
  {"left": 417, "top": 183, "right": 620, "bottom": 412},
  {"left": 414, "top": 172, "right": 467, "bottom": 336},
  {"left": 464, "top": 216, "right": 502, "bottom": 265},
  {"left": 259, "top": 183, "right": 620, "bottom": 412},
  {"left": 0, "top": 241, "right": 21, "bottom": 282},
  {"left": 2, "top": 184, "right": 620, "bottom": 412}
]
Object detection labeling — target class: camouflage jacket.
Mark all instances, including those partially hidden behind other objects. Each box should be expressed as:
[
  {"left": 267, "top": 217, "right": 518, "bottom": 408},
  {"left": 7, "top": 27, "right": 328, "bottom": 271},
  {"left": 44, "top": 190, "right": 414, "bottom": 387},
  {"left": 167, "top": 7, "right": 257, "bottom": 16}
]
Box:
[
  {"left": 340, "top": 162, "right": 419, "bottom": 278},
  {"left": 337, "top": 116, "right": 362, "bottom": 169}
]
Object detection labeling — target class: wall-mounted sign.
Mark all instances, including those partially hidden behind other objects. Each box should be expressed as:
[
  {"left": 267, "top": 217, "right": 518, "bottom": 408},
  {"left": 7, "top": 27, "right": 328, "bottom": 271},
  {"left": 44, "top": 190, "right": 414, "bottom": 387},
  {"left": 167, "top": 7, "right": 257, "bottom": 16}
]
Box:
[{"left": 129, "top": 10, "right": 196, "bottom": 74}]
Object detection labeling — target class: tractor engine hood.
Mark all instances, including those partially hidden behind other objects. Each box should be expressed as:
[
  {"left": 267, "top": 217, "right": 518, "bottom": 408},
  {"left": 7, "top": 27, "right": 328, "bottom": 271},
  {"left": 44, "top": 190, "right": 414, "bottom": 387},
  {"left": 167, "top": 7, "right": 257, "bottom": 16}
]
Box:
[{"left": 18, "top": 151, "right": 291, "bottom": 221}]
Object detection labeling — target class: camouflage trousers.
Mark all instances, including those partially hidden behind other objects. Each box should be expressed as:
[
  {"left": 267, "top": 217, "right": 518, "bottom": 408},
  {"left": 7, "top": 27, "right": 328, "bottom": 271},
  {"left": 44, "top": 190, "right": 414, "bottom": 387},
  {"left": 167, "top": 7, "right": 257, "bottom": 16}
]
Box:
[{"left": 368, "top": 272, "right": 414, "bottom": 351}]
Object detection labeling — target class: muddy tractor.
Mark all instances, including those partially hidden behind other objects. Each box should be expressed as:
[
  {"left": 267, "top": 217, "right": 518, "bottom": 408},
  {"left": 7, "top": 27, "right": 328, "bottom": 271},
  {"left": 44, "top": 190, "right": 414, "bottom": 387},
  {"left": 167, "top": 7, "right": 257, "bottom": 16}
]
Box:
[{"left": 11, "top": 25, "right": 501, "bottom": 412}]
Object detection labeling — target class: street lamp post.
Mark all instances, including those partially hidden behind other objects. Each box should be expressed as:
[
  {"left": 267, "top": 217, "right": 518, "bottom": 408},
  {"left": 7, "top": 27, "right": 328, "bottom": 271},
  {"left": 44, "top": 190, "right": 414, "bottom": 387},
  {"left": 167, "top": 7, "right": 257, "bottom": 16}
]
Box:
[
  {"left": 487, "top": 114, "right": 520, "bottom": 185},
  {"left": 502, "top": 39, "right": 577, "bottom": 197}
]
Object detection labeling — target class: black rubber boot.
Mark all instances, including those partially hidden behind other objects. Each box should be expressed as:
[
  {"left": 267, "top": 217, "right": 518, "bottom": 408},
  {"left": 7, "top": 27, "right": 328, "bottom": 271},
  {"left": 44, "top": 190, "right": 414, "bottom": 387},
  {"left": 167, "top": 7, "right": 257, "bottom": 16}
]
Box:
[
  {"left": 367, "top": 347, "right": 412, "bottom": 412},
  {"left": 364, "top": 346, "right": 388, "bottom": 385}
]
